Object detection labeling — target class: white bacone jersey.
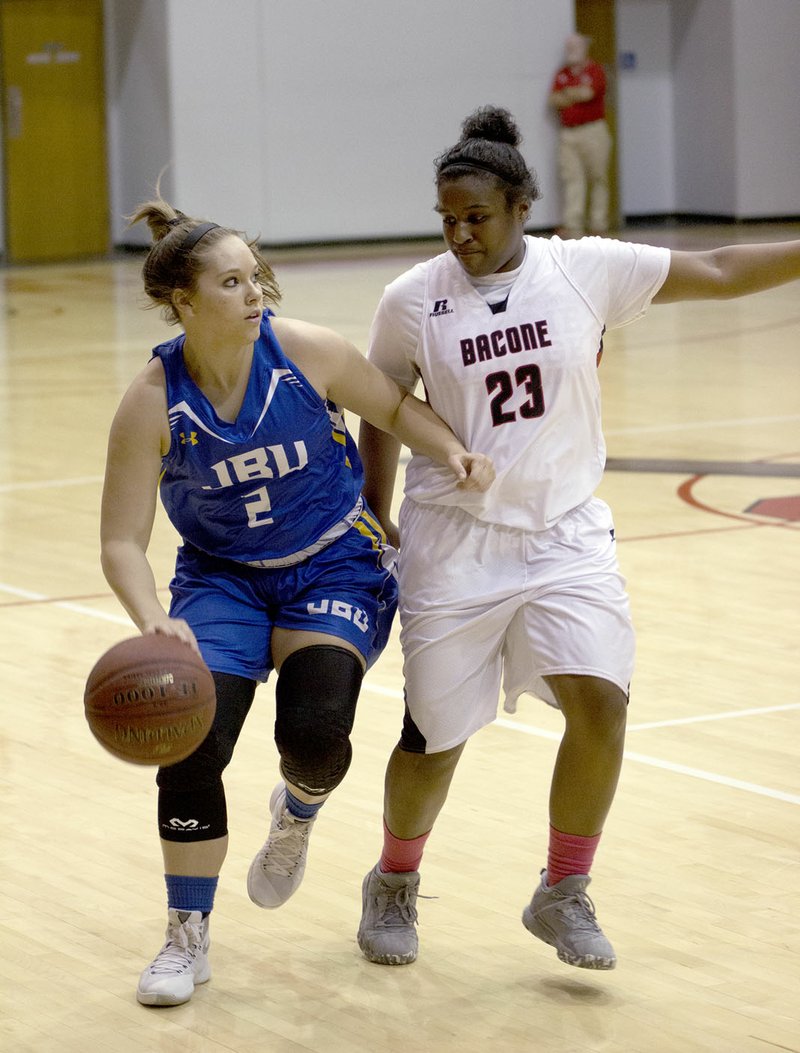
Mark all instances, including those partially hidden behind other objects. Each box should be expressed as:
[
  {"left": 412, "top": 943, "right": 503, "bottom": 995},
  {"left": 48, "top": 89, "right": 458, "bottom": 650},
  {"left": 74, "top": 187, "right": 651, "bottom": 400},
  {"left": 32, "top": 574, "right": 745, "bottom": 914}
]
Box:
[{"left": 367, "top": 235, "right": 671, "bottom": 531}]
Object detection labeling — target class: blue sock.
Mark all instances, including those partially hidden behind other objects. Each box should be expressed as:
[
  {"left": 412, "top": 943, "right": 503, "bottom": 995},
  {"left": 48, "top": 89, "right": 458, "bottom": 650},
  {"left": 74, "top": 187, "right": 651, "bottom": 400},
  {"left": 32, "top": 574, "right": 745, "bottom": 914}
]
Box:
[
  {"left": 165, "top": 874, "right": 219, "bottom": 914},
  {"left": 285, "top": 788, "right": 325, "bottom": 821}
]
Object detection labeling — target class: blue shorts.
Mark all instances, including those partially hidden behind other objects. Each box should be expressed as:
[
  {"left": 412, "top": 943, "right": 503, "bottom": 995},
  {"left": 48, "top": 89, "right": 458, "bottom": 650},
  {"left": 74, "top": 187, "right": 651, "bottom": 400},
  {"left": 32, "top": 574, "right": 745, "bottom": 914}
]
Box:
[{"left": 168, "top": 512, "right": 398, "bottom": 682}]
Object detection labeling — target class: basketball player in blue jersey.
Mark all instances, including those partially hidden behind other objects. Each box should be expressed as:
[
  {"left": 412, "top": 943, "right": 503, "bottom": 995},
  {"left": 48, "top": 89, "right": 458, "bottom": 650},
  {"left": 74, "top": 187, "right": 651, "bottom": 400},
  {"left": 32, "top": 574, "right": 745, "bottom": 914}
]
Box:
[
  {"left": 99, "top": 197, "right": 494, "bottom": 1007},
  {"left": 355, "top": 106, "right": 800, "bottom": 972}
]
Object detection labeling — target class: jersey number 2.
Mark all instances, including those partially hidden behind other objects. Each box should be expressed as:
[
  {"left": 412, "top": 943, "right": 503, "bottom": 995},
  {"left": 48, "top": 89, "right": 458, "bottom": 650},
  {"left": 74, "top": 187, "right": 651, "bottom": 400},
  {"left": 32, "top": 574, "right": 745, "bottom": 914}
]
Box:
[
  {"left": 485, "top": 365, "right": 545, "bottom": 426},
  {"left": 243, "top": 486, "right": 273, "bottom": 528}
]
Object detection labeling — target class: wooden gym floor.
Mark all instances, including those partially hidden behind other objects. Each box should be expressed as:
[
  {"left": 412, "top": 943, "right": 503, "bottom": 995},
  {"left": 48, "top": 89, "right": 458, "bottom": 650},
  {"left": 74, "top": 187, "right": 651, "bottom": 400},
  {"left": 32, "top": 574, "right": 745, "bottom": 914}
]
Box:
[{"left": 0, "top": 222, "right": 798, "bottom": 1053}]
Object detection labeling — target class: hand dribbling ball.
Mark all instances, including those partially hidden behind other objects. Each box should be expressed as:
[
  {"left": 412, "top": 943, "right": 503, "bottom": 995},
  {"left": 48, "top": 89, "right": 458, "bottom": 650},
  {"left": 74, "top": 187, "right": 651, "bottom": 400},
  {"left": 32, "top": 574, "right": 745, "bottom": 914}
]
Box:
[{"left": 84, "top": 635, "right": 216, "bottom": 766}]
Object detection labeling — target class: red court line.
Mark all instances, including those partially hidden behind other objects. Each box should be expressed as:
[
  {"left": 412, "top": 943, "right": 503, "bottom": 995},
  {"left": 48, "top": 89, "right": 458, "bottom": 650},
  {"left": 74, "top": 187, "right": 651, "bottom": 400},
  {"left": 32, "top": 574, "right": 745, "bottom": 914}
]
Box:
[
  {"left": 677, "top": 474, "right": 800, "bottom": 530},
  {"left": 620, "top": 521, "right": 760, "bottom": 544},
  {"left": 608, "top": 451, "right": 800, "bottom": 536}
]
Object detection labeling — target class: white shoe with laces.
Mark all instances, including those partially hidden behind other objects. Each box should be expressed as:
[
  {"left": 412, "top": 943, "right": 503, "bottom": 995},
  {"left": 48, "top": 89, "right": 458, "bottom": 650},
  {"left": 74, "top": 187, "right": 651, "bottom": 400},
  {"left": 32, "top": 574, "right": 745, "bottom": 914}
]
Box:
[
  {"left": 522, "top": 869, "right": 616, "bottom": 970},
  {"left": 247, "top": 782, "right": 316, "bottom": 908},
  {"left": 357, "top": 864, "right": 420, "bottom": 965},
  {"left": 137, "top": 908, "right": 211, "bottom": 1006}
]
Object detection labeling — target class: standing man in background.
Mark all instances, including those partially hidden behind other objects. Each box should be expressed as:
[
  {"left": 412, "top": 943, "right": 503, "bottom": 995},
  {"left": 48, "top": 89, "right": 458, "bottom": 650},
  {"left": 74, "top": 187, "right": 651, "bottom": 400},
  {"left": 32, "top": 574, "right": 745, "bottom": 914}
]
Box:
[{"left": 549, "top": 33, "right": 612, "bottom": 239}]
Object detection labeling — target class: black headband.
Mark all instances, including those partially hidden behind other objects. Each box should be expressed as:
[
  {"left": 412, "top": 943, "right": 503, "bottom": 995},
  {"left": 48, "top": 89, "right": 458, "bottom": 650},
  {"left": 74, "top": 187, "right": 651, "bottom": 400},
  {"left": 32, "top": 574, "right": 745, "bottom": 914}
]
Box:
[
  {"left": 180, "top": 222, "right": 220, "bottom": 253},
  {"left": 439, "top": 158, "right": 503, "bottom": 179}
]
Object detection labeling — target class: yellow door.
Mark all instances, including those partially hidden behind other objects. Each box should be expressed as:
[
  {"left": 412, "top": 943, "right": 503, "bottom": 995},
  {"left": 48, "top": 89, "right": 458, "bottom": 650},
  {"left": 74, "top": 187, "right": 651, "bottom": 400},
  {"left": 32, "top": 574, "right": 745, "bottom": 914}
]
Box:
[
  {"left": 575, "top": 0, "right": 620, "bottom": 229},
  {"left": 1, "top": 0, "right": 109, "bottom": 262}
]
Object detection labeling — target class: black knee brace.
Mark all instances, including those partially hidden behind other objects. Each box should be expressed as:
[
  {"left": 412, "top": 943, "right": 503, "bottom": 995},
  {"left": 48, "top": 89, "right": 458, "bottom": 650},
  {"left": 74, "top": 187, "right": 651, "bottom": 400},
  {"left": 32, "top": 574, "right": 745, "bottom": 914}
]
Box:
[
  {"left": 274, "top": 645, "right": 364, "bottom": 796},
  {"left": 157, "top": 671, "right": 256, "bottom": 842}
]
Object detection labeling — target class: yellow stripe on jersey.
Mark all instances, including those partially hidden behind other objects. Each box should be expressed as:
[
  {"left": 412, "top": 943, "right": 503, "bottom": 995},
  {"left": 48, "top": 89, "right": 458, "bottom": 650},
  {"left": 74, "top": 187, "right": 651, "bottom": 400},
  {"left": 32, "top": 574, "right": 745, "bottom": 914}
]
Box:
[{"left": 330, "top": 426, "right": 352, "bottom": 468}]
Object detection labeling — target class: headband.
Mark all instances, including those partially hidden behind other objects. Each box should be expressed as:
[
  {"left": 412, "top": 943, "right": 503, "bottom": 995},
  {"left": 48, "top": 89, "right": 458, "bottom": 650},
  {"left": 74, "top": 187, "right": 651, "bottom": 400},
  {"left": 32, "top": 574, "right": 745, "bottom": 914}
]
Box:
[
  {"left": 180, "top": 222, "right": 220, "bottom": 253},
  {"left": 439, "top": 158, "right": 504, "bottom": 179}
]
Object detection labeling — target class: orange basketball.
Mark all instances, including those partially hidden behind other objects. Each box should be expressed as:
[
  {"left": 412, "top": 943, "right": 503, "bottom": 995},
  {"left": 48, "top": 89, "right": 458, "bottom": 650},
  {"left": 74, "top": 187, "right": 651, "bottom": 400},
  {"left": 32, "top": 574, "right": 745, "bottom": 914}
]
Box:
[{"left": 84, "top": 635, "right": 216, "bottom": 766}]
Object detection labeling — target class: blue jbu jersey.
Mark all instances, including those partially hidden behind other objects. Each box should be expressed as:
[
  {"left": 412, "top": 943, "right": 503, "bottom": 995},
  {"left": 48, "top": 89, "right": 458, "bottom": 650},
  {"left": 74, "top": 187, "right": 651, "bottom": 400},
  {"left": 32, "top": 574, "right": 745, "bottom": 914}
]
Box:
[{"left": 153, "top": 314, "right": 364, "bottom": 563}]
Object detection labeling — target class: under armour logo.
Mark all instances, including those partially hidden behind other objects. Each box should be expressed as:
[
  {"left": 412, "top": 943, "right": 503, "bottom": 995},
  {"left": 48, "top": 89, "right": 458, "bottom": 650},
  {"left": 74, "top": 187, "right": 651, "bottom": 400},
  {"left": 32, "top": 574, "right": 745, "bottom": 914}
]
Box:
[{"left": 180, "top": 431, "right": 199, "bottom": 446}]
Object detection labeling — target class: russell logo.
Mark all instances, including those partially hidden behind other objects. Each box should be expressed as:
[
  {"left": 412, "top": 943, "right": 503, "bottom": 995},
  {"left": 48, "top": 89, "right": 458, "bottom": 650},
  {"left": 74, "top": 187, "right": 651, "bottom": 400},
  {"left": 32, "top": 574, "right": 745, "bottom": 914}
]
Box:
[{"left": 430, "top": 298, "right": 454, "bottom": 317}]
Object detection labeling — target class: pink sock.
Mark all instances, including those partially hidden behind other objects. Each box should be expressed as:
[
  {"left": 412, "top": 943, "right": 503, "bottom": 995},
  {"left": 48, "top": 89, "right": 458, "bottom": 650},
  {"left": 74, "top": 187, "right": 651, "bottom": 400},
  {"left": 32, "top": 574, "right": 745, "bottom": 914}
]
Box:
[
  {"left": 379, "top": 818, "right": 431, "bottom": 874},
  {"left": 546, "top": 825, "right": 602, "bottom": 886}
]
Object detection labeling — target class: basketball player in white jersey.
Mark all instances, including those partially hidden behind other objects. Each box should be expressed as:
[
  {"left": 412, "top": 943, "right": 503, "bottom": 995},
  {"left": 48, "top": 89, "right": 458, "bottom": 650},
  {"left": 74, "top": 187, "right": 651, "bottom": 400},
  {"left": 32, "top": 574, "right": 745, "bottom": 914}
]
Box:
[{"left": 355, "top": 105, "right": 800, "bottom": 971}]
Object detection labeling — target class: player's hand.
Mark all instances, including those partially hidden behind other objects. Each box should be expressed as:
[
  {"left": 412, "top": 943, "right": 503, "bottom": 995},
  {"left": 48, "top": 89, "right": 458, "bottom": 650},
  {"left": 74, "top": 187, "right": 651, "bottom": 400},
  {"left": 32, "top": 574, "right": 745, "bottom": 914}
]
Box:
[
  {"left": 448, "top": 452, "right": 495, "bottom": 492},
  {"left": 142, "top": 617, "right": 201, "bottom": 655}
]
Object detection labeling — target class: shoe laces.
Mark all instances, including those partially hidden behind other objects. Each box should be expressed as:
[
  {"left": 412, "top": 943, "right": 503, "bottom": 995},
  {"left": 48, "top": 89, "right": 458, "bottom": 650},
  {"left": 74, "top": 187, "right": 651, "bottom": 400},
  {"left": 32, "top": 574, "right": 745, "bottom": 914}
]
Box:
[
  {"left": 374, "top": 880, "right": 419, "bottom": 929},
  {"left": 148, "top": 919, "right": 204, "bottom": 975},
  {"left": 552, "top": 887, "right": 602, "bottom": 934},
  {"left": 259, "top": 813, "right": 311, "bottom": 878}
]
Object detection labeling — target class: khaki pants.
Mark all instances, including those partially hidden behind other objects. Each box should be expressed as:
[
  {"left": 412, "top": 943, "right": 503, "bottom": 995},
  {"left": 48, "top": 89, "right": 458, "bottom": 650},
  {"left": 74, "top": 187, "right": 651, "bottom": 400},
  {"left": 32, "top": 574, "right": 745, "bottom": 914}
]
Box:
[{"left": 558, "top": 119, "right": 612, "bottom": 236}]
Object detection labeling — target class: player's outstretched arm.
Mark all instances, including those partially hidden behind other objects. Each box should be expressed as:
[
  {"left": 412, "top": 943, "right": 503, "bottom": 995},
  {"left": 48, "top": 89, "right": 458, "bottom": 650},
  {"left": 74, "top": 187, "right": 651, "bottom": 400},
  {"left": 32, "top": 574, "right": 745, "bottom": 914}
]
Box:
[{"left": 654, "top": 239, "right": 800, "bottom": 303}]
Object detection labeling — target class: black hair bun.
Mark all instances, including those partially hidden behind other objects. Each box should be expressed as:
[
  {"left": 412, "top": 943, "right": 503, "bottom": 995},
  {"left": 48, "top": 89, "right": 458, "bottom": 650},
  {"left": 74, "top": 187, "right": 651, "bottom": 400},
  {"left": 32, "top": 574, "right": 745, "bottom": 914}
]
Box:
[{"left": 460, "top": 106, "right": 521, "bottom": 148}]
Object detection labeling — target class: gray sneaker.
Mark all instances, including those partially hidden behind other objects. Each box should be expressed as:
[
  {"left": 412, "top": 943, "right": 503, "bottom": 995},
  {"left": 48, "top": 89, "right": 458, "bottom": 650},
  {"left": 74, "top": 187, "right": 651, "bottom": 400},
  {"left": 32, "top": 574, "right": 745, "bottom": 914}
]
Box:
[
  {"left": 522, "top": 869, "right": 616, "bottom": 970},
  {"left": 247, "top": 782, "right": 316, "bottom": 909},
  {"left": 137, "top": 909, "right": 211, "bottom": 1006},
  {"left": 357, "top": 864, "right": 420, "bottom": 965}
]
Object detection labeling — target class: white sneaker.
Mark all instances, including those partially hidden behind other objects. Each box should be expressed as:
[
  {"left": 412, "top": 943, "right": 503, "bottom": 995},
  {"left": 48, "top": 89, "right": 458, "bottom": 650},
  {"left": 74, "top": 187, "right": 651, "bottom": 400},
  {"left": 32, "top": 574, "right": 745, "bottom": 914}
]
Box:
[
  {"left": 357, "top": 864, "right": 420, "bottom": 965},
  {"left": 247, "top": 782, "right": 316, "bottom": 908},
  {"left": 137, "top": 909, "right": 211, "bottom": 1006},
  {"left": 522, "top": 870, "right": 616, "bottom": 970}
]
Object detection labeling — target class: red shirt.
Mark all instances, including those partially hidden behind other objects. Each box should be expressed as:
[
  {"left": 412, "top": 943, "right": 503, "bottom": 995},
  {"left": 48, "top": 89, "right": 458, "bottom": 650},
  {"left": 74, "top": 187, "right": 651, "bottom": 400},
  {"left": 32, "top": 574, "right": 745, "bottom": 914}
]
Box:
[{"left": 551, "top": 59, "right": 606, "bottom": 127}]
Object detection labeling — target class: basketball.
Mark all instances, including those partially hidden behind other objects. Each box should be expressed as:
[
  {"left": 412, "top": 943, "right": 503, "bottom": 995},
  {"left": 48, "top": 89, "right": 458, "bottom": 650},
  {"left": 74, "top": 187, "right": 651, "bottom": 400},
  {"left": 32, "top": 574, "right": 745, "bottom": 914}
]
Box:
[{"left": 84, "top": 635, "right": 216, "bottom": 766}]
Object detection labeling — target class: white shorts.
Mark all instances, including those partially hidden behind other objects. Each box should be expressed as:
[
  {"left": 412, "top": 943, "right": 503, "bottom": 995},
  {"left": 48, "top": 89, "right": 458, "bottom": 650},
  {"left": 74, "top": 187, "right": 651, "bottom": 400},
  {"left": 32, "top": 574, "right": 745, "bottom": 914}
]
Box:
[{"left": 397, "top": 497, "right": 635, "bottom": 753}]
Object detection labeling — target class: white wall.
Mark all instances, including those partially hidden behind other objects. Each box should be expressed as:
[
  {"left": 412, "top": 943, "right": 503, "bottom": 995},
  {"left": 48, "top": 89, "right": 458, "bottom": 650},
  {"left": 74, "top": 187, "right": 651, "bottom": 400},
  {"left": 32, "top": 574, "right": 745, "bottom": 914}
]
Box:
[
  {"left": 618, "top": 0, "right": 800, "bottom": 220},
  {"left": 617, "top": 0, "right": 676, "bottom": 216},
  {"left": 105, "top": 1, "right": 173, "bottom": 231},
  {"left": 672, "top": 0, "right": 739, "bottom": 214},
  {"left": 4, "top": 0, "right": 798, "bottom": 256},
  {"left": 107, "top": 0, "right": 573, "bottom": 248},
  {"left": 255, "top": 1, "right": 568, "bottom": 242},
  {"left": 731, "top": 0, "right": 800, "bottom": 218},
  {"left": 165, "top": 0, "right": 265, "bottom": 232}
]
